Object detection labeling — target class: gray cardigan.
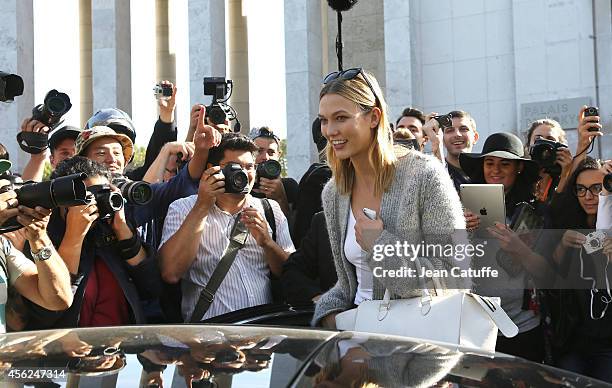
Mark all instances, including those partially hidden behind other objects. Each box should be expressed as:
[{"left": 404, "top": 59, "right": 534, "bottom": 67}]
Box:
[{"left": 312, "top": 151, "right": 470, "bottom": 325}]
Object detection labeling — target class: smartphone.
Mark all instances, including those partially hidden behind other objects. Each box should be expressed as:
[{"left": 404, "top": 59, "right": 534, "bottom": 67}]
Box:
[{"left": 363, "top": 208, "right": 377, "bottom": 220}]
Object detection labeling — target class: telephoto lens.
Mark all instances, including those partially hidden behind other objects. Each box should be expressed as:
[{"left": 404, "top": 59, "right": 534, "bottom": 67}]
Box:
[
  {"left": 31, "top": 89, "right": 72, "bottom": 129},
  {"left": 221, "top": 163, "right": 249, "bottom": 194},
  {"left": 12, "top": 173, "right": 89, "bottom": 209},
  {"left": 112, "top": 176, "right": 152, "bottom": 205},
  {"left": 256, "top": 160, "right": 282, "bottom": 180},
  {"left": 88, "top": 184, "right": 124, "bottom": 219}
]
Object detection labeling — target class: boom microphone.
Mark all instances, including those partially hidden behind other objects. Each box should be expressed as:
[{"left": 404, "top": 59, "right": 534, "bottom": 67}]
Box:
[{"left": 327, "top": 0, "right": 358, "bottom": 12}]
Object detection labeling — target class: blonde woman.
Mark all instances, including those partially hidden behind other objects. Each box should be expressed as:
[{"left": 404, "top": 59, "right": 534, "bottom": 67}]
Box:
[{"left": 312, "top": 68, "right": 467, "bottom": 328}]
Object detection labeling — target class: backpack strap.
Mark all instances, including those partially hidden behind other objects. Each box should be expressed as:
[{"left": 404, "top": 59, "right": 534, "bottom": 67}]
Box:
[{"left": 260, "top": 198, "right": 276, "bottom": 242}]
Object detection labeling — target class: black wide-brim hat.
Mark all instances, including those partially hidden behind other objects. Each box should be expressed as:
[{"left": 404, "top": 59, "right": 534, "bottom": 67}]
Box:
[{"left": 459, "top": 132, "right": 540, "bottom": 184}]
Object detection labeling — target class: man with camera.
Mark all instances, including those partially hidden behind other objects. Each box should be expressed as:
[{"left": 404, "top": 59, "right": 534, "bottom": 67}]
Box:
[
  {"left": 24, "top": 156, "right": 160, "bottom": 329},
  {"left": 249, "top": 127, "right": 298, "bottom": 217},
  {"left": 75, "top": 121, "right": 218, "bottom": 249},
  {"left": 394, "top": 107, "right": 427, "bottom": 151},
  {"left": 85, "top": 81, "right": 180, "bottom": 181},
  {"left": 158, "top": 133, "right": 295, "bottom": 322},
  {"left": 0, "top": 160, "right": 73, "bottom": 332}
]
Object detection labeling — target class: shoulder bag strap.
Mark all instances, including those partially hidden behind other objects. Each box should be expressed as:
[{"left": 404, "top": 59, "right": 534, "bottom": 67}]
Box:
[
  {"left": 260, "top": 198, "right": 276, "bottom": 242},
  {"left": 189, "top": 216, "right": 250, "bottom": 323}
]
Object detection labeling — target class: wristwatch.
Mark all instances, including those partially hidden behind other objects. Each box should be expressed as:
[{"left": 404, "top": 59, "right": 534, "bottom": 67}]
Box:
[{"left": 31, "top": 245, "right": 53, "bottom": 261}]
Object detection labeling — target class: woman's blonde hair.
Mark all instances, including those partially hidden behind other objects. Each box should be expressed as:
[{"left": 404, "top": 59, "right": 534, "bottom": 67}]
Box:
[{"left": 320, "top": 70, "right": 396, "bottom": 196}]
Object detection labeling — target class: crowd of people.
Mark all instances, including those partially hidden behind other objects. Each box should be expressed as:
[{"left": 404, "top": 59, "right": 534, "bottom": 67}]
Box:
[{"left": 0, "top": 72, "right": 611, "bottom": 382}]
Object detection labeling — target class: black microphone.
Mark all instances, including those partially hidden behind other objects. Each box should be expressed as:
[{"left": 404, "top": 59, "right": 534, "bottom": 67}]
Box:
[{"left": 327, "top": 0, "right": 358, "bottom": 12}]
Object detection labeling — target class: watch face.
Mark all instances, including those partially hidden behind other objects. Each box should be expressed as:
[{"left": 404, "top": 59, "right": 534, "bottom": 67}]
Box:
[{"left": 40, "top": 248, "right": 52, "bottom": 260}]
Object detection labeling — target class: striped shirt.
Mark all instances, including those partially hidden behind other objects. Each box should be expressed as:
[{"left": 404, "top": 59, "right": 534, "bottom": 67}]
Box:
[{"left": 160, "top": 195, "right": 295, "bottom": 321}]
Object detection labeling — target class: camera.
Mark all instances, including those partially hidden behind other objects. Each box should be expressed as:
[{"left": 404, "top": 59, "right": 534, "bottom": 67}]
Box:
[
  {"left": 0, "top": 173, "right": 89, "bottom": 233},
  {"left": 529, "top": 138, "right": 567, "bottom": 175},
  {"left": 604, "top": 173, "right": 612, "bottom": 193},
  {"left": 111, "top": 176, "right": 152, "bottom": 205},
  {"left": 153, "top": 83, "right": 172, "bottom": 100},
  {"left": 203, "top": 77, "right": 230, "bottom": 125},
  {"left": 0, "top": 72, "right": 24, "bottom": 102},
  {"left": 31, "top": 89, "right": 72, "bottom": 129},
  {"left": 221, "top": 163, "right": 249, "bottom": 194},
  {"left": 583, "top": 231, "right": 607, "bottom": 254},
  {"left": 394, "top": 138, "right": 420, "bottom": 150},
  {"left": 17, "top": 89, "right": 73, "bottom": 154},
  {"left": 87, "top": 184, "right": 124, "bottom": 220},
  {"left": 433, "top": 114, "right": 452, "bottom": 128},
  {"left": 253, "top": 160, "right": 282, "bottom": 195},
  {"left": 584, "top": 106, "right": 600, "bottom": 131}
]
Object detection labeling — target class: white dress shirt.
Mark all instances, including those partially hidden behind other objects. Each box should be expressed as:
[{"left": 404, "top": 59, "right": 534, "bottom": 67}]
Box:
[{"left": 160, "top": 195, "right": 295, "bottom": 321}]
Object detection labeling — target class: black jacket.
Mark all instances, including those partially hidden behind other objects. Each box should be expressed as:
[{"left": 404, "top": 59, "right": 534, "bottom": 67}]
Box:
[
  {"left": 126, "top": 118, "right": 177, "bottom": 181},
  {"left": 25, "top": 212, "right": 162, "bottom": 329},
  {"left": 292, "top": 163, "right": 332, "bottom": 246},
  {"left": 281, "top": 212, "right": 336, "bottom": 303}
]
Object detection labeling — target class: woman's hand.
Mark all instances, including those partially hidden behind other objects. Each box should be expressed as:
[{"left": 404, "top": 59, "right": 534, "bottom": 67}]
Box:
[
  {"left": 464, "top": 209, "right": 480, "bottom": 232},
  {"left": 561, "top": 230, "right": 587, "bottom": 249},
  {"left": 487, "top": 222, "right": 530, "bottom": 256},
  {"left": 354, "top": 211, "right": 383, "bottom": 252}
]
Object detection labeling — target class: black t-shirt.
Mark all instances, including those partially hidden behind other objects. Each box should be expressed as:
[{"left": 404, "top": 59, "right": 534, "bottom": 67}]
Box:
[{"left": 446, "top": 162, "right": 471, "bottom": 193}]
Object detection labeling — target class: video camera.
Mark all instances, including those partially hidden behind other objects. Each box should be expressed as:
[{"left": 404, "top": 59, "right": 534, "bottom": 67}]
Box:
[
  {"left": 529, "top": 138, "right": 567, "bottom": 175},
  {"left": 203, "top": 77, "right": 241, "bottom": 132},
  {"left": 16, "top": 89, "right": 72, "bottom": 154},
  {"left": 0, "top": 173, "right": 89, "bottom": 233},
  {"left": 0, "top": 72, "right": 24, "bottom": 102}
]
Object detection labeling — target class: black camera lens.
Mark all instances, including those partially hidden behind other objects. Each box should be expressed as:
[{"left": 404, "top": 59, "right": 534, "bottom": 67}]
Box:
[
  {"left": 256, "top": 160, "right": 282, "bottom": 180},
  {"left": 584, "top": 107, "right": 599, "bottom": 117},
  {"left": 88, "top": 184, "right": 124, "bottom": 219},
  {"left": 112, "top": 177, "right": 152, "bottom": 205},
  {"left": 221, "top": 163, "right": 249, "bottom": 194},
  {"left": 31, "top": 89, "right": 72, "bottom": 128},
  {"left": 207, "top": 103, "right": 227, "bottom": 125},
  {"left": 604, "top": 173, "right": 612, "bottom": 192},
  {"left": 529, "top": 139, "right": 566, "bottom": 175}
]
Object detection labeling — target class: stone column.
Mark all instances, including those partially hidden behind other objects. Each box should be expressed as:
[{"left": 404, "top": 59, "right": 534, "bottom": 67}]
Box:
[
  {"left": 91, "top": 0, "right": 132, "bottom": 114},
  {"left": 383, "top": 0, "right": 412, "bottom": 122},
  {"left": 187, "top": 0, "right": 226, "bottom": 108},
  {"left": 156, "top": 0, "right": 176, "bottom": 83},
  {"left": 284, "top": 0, "right": 324, "bottom": 179},
  {"left": 0, "top": 0, "right": 35, "bottom": 171},
  {"left": 80, "top": 0, "right": 93, "bottom": 125},
  {"left": 227, "top": 0, "right": 249, "bottom": 133},
  {"left": 593, "top": 0, "right": 612, "bottom": 159}
]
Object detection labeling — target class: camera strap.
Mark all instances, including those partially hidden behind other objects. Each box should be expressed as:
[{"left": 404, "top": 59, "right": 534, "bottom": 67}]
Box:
[
  {"left": 189, "top": 216, "right": 249, "bottom": 323},
  {"left": 260, "top": 198, "right": 276, "bottom": 242},
  {"left": 579, "top": 248, "right": 612, "bottom": 320},
  {"left": 16, "top": 131, "right": 49, "bottom": 154}
]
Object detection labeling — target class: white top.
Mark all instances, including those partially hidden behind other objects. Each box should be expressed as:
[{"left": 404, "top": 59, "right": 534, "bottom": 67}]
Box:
[
  {"left": 160, "top": 195, "right": 295, "bottom": 321},
  {"left": 344, "top": 206, "right": 373, "bottom": 305},
  {"left": 597, "top": 193, "right": 611, "bottom": 230}
]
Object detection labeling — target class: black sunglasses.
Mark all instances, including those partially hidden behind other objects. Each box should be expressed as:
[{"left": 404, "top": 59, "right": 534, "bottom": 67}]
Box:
[{"left": 322, "top": 68, "right": 380, "bottom": 107}]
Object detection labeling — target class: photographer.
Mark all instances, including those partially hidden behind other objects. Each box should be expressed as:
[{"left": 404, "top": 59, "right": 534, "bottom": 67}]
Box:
[
  {"left": 24, "top": 156, "right": 160, "bottom": 329},
  {"left": 0, "top": 160, "right": 73, "bottom": 333},
  {"left": 85, "top": 81, "right": 178, "bottom": 181},
  {"left": 546, "top": 158, "right": 612, "bottom": 382},
  {"left": 19, "top": 120, "right": 80, "bottom": 182},
  {"left": 394, "top": 107, "right": 427, "bottom": 151},
  {"left": 158, "top": 133, "right": 295, "bottom": 322},
  {"left": 75, "top": 121, "right": 218, "bottom": 249},
  {"left": 525, "top": 119, "right": 572, "bottom": 203},
  {"left": 249, "top": 127, "right": 298, "bottom": 217}
]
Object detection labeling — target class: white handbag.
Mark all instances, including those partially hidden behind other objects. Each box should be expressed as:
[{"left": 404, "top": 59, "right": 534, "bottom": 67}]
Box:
[{"left": 335, "top": 287, "right": 518, "bottom": 355}]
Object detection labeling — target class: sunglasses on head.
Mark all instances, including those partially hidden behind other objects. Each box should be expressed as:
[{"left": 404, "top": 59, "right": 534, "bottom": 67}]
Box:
[{"left": 322, "top": 68, "right": 380, "bottom": 107}]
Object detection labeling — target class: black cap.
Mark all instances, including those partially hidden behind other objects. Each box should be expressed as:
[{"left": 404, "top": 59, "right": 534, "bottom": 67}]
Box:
[{"left": 48, "top": 126, "right": 82, "bottom": 151}]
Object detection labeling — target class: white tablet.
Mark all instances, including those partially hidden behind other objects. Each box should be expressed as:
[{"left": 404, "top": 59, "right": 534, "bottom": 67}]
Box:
[{"left": 460, "top": 184, "right": 506, "bottom": 236}]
